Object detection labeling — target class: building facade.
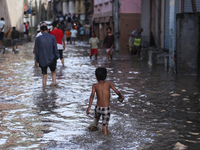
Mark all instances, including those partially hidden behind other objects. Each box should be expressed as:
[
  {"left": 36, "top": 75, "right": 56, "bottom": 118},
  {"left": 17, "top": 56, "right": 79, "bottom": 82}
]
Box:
[
  {"left": 93, "top": 0, "right": 141, "bottom": 51},
  {"left": 24, "top": 0, "right": 51, "bottom": 27},
  {"left": 54, "top": 0, "right": 94, "bottom": 24},
  {"left": 141, "top": 0, "right": 200, "bottom": 73},
  {"left": 0, "top": 0, "right": 24, "bottom": 32},
  {"left": 141, "top": 0, "right": 200, "bottom": 49}
]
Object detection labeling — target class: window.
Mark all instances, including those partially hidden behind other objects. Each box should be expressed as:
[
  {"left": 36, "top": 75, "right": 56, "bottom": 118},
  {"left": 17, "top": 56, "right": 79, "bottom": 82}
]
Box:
[{"left": 95, "top": 0, "right": 98, "bottom": 5}]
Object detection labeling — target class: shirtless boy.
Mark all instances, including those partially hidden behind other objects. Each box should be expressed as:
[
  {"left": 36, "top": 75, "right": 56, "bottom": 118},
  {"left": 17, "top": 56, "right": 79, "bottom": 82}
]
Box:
[{"left": 86, "top": 67, "right": 124, "bottom": 135}]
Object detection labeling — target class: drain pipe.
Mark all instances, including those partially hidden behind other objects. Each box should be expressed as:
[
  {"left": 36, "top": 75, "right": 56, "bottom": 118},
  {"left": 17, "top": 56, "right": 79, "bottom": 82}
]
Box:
[
  {"left": 191, "top": 0, "right": 197, "bottom": 13},
  {"left": 114, "top": 0, "right": 119, "bottom": 51},
  {"left": 169, "top": 0, "right": 175, "bottom": 73},
  {"left": 182, "top": 0, "right": 184, "bottom": 12}
]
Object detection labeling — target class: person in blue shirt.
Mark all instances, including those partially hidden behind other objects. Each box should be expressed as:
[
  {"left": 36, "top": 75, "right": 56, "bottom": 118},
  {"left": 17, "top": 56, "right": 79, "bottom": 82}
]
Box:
[
  {"left": 35, "top": 25, "right": 59, "bottom": 87},
  {"left": 79, "top": 24, "right": 85, "bottom": 40}
]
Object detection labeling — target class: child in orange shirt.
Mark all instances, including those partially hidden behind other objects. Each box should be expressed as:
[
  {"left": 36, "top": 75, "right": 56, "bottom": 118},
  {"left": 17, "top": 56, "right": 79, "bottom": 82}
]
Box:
[{"left": 65, "top": 29, "right": 71, "bottom": 44}]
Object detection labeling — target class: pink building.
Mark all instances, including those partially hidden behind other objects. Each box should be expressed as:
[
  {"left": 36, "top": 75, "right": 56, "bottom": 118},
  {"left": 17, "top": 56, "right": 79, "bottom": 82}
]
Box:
[{"left": 93, "top": 0, "right": 141, "bottom": 51}]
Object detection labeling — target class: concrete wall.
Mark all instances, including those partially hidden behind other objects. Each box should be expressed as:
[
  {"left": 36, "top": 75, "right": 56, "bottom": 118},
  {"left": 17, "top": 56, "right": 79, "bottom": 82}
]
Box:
[
  {"left": 94, "top": 0, "right": 140, "bottom": 15},
  {"left": 63, "top": 2, "right": 69, "bottom": 15},
  {"left": 0, "top": 0, "right": 24, "bottom": 32},
  {"left": 93, "top": 0, "right": 141, "bottom": 51},
  {"left": 94, "top": 1, "right": 113, "bottom": 15},
  {"left": 119, "top": 13, "right": 141, "bottom": 51},
  {"left": 76, "top": 0, "right": 85, "bottom": 14},
  {"left": 176, "top": 13, "right": 199, "bottom": 73},
  {"left": 69, "top": 0, "right": 76, "bottom": 14},
  {"left": 25, "top": 0, "right": 49, "bottom": 27},
  {"left": 119, "top": 0, "right": 141, "bottom": 13},
  {"left": 141, "top": 0, "right": 151, "bottom": 47},
  {"left": 56, "top": 1, "right": 62, "bottom": 13},
  {"left": 28, "top": 0, "right": 48, "bottom": 8}
]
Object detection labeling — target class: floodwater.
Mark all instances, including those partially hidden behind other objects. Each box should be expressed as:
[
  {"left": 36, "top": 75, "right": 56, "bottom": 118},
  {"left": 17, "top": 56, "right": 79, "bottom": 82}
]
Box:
[{"left": 0, "top": 41, "right": 200, "bottom": 150}]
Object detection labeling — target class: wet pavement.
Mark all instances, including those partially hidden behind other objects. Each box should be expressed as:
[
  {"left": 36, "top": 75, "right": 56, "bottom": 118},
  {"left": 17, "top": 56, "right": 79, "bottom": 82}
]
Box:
[{"left": 0, "top": 41, "right": 200, "bottom": 150}]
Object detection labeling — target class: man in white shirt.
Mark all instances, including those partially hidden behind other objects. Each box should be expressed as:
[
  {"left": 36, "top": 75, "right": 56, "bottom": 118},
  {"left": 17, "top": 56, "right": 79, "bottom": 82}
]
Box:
[
  {"left": 85, "top": 22, "right": 90, "bottom": 39},
  {"left": 0, "top": 18, "right": 5, "bottom": 48},
  {"left": 70, "top": 26, "right": 77, "bottom": 45}
]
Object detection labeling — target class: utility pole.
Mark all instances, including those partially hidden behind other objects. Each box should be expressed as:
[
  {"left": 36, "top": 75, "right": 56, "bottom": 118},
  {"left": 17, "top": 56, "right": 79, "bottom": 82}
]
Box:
[
  {"left": 169, "top": 0, "right": 175, "bottom": 73},
  {"left": 30, "top": 0, "right": 33, "bottom": 42},
  {"left": 115, "top": 0, "right": 119, "bottom": 51},
  {"left": 84, "top": 0, "right": 89, "bottom": 22},
  {"left": 39, "top": 0, "right": 42, "bottom": 23},
  {"left": 158, "top": 0, "right": 161, "bottom": 49},
  {"left": 35, "top": 0, "right": 37, "bottom": 27},
  {"left": 52, "top": 0, "right": 56, "bottom": 21},
  {"left": 191, "top": 0, "right": 197, "bottom": 13}
]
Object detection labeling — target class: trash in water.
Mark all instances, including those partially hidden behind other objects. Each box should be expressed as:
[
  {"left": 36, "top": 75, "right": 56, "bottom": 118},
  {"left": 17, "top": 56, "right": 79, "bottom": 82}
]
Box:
[
  {"left": 173, "top": 142, "right": 187, "bottom": 150},
  {"left": 117, "top": 97, "right": 123, "bottom": 103},
  {"left": 171, "top": 93, "right": 180, "bottom": 97}
]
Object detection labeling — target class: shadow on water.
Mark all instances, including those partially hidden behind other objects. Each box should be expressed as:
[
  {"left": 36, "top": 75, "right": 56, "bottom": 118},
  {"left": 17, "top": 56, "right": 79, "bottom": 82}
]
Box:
[{"left": 34, "top": 88, "right": 57, "bottom": 113}]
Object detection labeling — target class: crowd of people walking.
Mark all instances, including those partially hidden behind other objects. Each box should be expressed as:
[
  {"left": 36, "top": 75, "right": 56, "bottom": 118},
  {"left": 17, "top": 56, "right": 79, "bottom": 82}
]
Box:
[
  {"left": 33, "top": 18, "right": 117, "bottom": 87},
  {"left": 33, "top": 21, "right": 124, "bottom": 136},
  {"left": 55, "top": 11, "right": 91, "bottom": 41},
  {"left": 0, "top": 12, "right": 141, "bottom": 136}
]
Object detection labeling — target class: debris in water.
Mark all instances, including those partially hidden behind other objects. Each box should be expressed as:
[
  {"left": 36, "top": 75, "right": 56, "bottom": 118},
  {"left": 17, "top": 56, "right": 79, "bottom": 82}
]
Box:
[
  {"left": 88, "top": 119, "right": 99, "bottom": 132},
  {"left": 171, "top": 93, "right": 180, "bottom": 97},
  {"left": 170, "top": 130, "right": 176, "bottom": 133},
  {"left": 117, "top": 97, "right": 123, "bottom": 103},
  {"left": 88, "top": 125, "right": 99, "bottom": 132},
  {"left": 161, "top": 110, "right": 166, "bottom": 112},
  {"left": 173, "top": 142, "right": 187, "bottom": 150},
  {"left": 186, "top": 121, "right": 193, "bottom": 124},
  {"left": 189, "top": 132, "right": 199, "bottom": 136},
  {"left": 183, "top": 98, "right": 190, "bottom": 101}
]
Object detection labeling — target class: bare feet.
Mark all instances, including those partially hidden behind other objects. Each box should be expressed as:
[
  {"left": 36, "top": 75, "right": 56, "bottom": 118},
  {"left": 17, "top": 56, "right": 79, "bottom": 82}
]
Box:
[
  {"left": 50, "top": 83, "right": 58, "bottom": 87},
  {"left": 103, "top": 125, "right": 108, "bottom": 135}
]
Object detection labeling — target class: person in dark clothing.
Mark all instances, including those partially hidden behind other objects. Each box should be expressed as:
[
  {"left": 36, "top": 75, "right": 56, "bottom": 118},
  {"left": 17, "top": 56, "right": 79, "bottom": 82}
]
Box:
[
  {"left": 35, "top": 25, "right": 59, "bottom": 87},
  {"left": 68, "top": 13, "right": 71, "bottom": 23},
  {"left": 25, "top": 21, "right": 29, "bottom": 36},
  {"left": 103, "top": 27, "right": 114, "bottom": 61},
  {"left": 59, "top": 20, "right": 66, "bottom": 34},
  {"left": 11, "top": 26, "right": 19, "bottom": 53},
  {"left": 0, "top": 17, "right": 5, "bottom": 48},
  {"left": 72, "top": 14, "right": 76, "bottom": 22}
]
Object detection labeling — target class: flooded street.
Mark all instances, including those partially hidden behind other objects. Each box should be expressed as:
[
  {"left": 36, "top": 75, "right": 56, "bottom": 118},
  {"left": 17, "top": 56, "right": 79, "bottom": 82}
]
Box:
[{"left": 0, "top": 41, "right": 200, "bottom": 150}]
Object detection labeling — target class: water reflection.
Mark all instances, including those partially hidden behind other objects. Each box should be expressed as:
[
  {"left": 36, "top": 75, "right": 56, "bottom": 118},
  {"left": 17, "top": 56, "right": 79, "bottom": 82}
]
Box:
[
  {"left": 34, "top": 88, "right": 57, "bottom": 112},
  {"left": 0, "top": 42, "right": 200, "bottom": 149}
]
